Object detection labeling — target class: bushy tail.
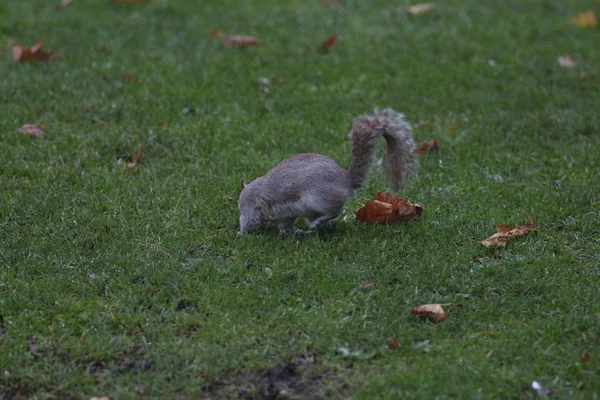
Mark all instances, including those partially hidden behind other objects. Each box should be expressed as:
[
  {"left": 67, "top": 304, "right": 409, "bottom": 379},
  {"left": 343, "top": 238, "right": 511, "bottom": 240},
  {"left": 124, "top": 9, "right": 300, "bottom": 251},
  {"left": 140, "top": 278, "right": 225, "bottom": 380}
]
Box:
[{"left": 347, "top": 108, "right": 415, "bottom": 190}]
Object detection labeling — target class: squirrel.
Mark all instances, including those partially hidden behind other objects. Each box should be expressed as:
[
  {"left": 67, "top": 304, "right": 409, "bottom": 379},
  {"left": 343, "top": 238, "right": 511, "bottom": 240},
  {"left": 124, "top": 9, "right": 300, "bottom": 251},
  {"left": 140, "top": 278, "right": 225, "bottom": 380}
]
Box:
[{"left": 238, "top": 108, "right": 416, "bottom": 235}]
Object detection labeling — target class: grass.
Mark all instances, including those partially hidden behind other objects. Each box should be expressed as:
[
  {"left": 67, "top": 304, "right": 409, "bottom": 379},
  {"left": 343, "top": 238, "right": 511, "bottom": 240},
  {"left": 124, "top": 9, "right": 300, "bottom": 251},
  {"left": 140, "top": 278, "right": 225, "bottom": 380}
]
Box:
[{"left": 1, "top": 0, "right": 599, "bottom": 398}]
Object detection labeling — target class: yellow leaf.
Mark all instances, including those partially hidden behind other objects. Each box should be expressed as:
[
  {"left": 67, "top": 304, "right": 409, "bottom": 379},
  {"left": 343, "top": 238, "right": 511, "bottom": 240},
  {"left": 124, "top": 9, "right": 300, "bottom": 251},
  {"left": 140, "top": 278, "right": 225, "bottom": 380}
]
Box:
[{"left": 571, "top": 11, "right": 597, "bottom": 28}]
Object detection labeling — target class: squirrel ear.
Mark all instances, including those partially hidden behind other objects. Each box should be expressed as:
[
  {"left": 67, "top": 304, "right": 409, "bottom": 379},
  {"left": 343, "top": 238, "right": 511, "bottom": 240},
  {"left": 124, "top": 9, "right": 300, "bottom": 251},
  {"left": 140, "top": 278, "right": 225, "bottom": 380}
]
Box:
[{"left": 240, "top": 178, "right": 247, "bottom": 189}]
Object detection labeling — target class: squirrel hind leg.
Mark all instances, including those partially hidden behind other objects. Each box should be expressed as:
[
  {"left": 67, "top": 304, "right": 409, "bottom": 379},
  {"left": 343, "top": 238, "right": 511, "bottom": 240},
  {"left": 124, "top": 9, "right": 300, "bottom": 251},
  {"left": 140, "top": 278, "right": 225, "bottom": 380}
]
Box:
[
  {"left": 307, "top": 213, "right": 339, "bottom": 232},
  {"left": 275, "top": 218, "right": 296, "bottom": 236}
]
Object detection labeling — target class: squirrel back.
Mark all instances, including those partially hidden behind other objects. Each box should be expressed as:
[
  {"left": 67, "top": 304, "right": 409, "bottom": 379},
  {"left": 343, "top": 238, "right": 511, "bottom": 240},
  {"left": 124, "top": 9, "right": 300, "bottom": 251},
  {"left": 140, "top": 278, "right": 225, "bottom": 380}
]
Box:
[{"left": 238, "top": 109, "right": 415, "bottom": 234}]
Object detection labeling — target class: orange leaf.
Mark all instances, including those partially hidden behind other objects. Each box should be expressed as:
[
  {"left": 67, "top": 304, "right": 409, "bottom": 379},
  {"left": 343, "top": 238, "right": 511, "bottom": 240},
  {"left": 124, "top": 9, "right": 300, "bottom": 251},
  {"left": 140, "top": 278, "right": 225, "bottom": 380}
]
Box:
[
  {"left": 448, "top": 123, "right": 456, "bottom": 133},
  {"left": 411, "top": 303, "right": 450, "bottom": 322},
  {"left": 388, "top": 338, "right": 399, "bottom": 350},
  {"left": 222, "top": 35, "right": 259, "bottom": 49},
  {"left": 12, "top": 42, "right": 59, "bottom": 62},
  {"left": 571, "top": 11, "right": 597, "bottom": 28},
  {"left": 18, "top": 124, "right": 45, "bottom": 137},
  {"left": 319, "top": 34, "right": 338, "bottom": 51},
  {"left": 405, "top": 3, "right": 436, "bottom": 16},
  {"left": 414, "top": 139, "right": 438, "bottom": 155},
  {"left": 481, "top": 219, "right": 536, "bottom": 248},
  {"left": 355, "top": 191, "right": 423, "bottom": 223}
]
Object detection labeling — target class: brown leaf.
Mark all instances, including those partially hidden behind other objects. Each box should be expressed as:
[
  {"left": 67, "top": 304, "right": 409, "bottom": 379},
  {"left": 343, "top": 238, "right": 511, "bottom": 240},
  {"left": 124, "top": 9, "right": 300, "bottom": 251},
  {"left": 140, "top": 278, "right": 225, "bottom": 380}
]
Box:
[
  {"left": 481, "top": 219, "right": 536, "bottom": 248},
  {"left": 410, "top": 303, "right": 450, "bottom": 322},
  {"left": 18, "top": 124, "right": 45, "bottom": 138},
  {"left": 581, "top": 353, "right": 591, "bottom": 363},
  {"left": 111, "top": 0, "right": 149, "bottom": 3},
  {"left": 319, "top": 34, "right": 338, "bottom": 51},
  {"left": 557, "top": 55, "right": 576, "bottom": 69},
  {"left": 208, "top": 30, "right": 221, "bottom": 39},
  {"left": 119, "top": 144, "right": 143, "bottom": 169},
  {"left": 414, "top": 139, "right": 438, "bottom": 155},
  {"left": 405, "top": 3, "right": 436, "bottom": 16},
  {"left": 89, "top": 397, "right": 114, "bottom": 400},
  {"left": 571, "top": 11, "right": 597, "bottom": 28},
  {"left": 222, "top": 35, "right": 259, "bottom": 49},
  {"left": 13, "top": 42, "right": 59, "bottom": 62},
  {"left": 355, "top": 192, "right": 423, "bottom": 223},
  {"left": 388, "top": 338, "right": 399, "bottom": 350},
  {"left": 361, "top": 282, "right": 375, "bottom": 289},
  {"left": 119, "top": 73, "right": 138, "bottom": 83},
  {"left": 57, "top": 0, "right": 74, "bottom": 10},
  {"left": 447, "top": 123, "right": 456, "bottom": 133}
]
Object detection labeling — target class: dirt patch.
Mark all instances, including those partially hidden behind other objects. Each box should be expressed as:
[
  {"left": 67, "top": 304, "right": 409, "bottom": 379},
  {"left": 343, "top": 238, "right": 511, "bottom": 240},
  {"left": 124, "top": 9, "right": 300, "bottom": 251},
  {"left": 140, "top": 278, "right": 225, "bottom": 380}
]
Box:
[{"left": 203, "top": 353, "right": 350, "bottom": 399}]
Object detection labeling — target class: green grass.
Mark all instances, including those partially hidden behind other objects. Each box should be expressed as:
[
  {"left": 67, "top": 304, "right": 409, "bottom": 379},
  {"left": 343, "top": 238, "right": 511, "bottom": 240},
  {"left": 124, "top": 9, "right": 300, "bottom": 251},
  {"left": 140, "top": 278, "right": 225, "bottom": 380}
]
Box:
[{"left": 1, "top": 0, "right": 599, "bottom": 398}]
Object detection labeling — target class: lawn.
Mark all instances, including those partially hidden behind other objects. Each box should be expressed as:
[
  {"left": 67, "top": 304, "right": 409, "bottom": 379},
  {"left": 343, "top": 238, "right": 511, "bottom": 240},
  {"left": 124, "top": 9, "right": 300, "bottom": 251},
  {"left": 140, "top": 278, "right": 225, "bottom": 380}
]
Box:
[{"left": 1, "top": 0, "right": 599, "bottom": 399}]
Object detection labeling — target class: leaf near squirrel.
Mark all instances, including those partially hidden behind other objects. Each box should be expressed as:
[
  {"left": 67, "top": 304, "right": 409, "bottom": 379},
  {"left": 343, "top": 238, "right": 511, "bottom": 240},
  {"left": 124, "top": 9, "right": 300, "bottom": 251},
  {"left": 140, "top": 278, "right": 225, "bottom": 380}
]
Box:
[
  {"left": 354, "top": 192, "right": 423, "bottom": 223},
  {"left": 210, "top": 31, "right": 259, "bottom": 49},
  {"left": 410, "top": 303, "right": 451, "bottom": 322},
  {"left": 319, "top": 34, "right": 338, "bottom": 52},
  {"left": 12, "top": 42, "right": 59, "bottom": 62},
  {"left": 571, "top": 11, "right": 597, "bottom": 28},
  {"left": 481, "top": 219, "right": 536, "bottom": 248},
  {"left": 405, "top": 3, "right": 436, "bottom": 16},
  {"left": 118, "top": 144, "right": 143, "bottom": 169},
  {"left": 414, "top": 139, "right": 438, "bottom": 155},
  {"left": 18, "top": 124, "right": 45, "bottom": 137}
]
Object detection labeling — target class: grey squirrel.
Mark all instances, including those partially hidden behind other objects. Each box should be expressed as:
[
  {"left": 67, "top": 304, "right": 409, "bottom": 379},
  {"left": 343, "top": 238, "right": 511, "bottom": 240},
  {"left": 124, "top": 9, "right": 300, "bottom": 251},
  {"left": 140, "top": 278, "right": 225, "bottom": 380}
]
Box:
[{"left": 238, "top": 108, "right": 416, "bottom": 235}]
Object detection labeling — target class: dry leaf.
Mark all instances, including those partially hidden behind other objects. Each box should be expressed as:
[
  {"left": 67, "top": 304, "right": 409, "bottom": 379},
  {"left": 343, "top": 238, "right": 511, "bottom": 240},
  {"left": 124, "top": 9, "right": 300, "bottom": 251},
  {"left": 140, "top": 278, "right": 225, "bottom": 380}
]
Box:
[
  {"left": 581, "top": 353, "right": 591, "bottom": 363},
  {"left": 18, "top": 124, "right": 45, "bottom": 137},
  {"left": 355, "top": 191, "right": 423, "bottom": 223},
  {"left": 410, "top": 303, "right": 451, "bottom": 322},
  {"left": 447, "top": 123, "right": 456, "bottom": 133},
  {"left": 361, "top": 282, "right": 375, "bottom": 289},
  {"left": 481, "top": 219, "right": 536, "bottom": 248},
  {"left": 222, "top": 35, "right": 259, "bottom": 49},
  {"left": 111, "top": 0, "right": 149, "bottom": 3},
  {"left": 388, "top": 338, "right": 399, "bottom": 350},
  {"left": 414, "top": 139, "right": 438, "bottom": 155},
  {"left": 571, "top": 11, "right": 597, "bottom": 28},
  {"left": 319, "top": 34, "right": 338, "bottom": 51},
  {"left": 12, "top": 42, "right": 59, "bottom": 62},
  {"left": 405, "top": 3, "right": 436, "bottom": 16},
  {"left": 557, "top": 55, "right": 576, "bottom": 69},
  {"left": 89, "top": 397, "right": 114, "bottom": 400},
  {"left": 119, "top": 73, "right": 138, "bottom": 83},
  {"left": 119, "top": 144, "right": 143, "bottom": 169},
  {"left": 58, "top": 0, "right": 74, "bottom": 10},
  {"left": 414, "top": 120, "right": 434, "bottom": 128}
]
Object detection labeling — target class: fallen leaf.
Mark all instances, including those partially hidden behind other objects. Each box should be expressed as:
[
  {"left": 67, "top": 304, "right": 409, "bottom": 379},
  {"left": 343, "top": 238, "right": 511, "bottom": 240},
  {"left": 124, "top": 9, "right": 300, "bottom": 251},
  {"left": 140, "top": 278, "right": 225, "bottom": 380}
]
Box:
[
  {"left": 208, "top": 30, "right": 220, "bottom": 39},
  {"left": 481, "top": 219, "right": 536, "bottom": 248},
  {"left": 571, "top": 11, "right": 597, "bottom": 28},
  {"left": 57, "top": 0, "right": 74, "bottom": 10},
  {"left": 118, "top": 144, "right": 143, "bottom": 169},
  {"left": 361, "top": 282, "right": 375, "bottom": 289},
  {"left": 355, "top": 191, "right": 423, "bottom": 223},
  {"left": 18, "top": 124, "right": 45, "bottom": 137},
  {"left": 557, "top": 55, "right": 576, "bottom": 69},
  {"left": 119, "top": 73, "right": 138, "bottom": 83},
  {"left": 410, "top": 303, "right": 451, "bottom": 322},
  {"left": 12, "top": 42, "right": 59, "bottom": 62},
  {"left": 448, "top": 123, "right": 456, "bottom": 133},
  {"left": 581, "top": 353, "right": 591, "bottom": 363},
  {"left": 414, "top": 139, "right": 438, "bottom": 155},
  {"left": 222, "top": 35, "right": 259, "bottom": 49},
  {"left": 414, "top": 120, "right": 434, "bottom": 128},
  {"left": 388, "top": 338, "right": 399, "bottom": 350},
  {"left": 319, "top": 34, "right": 338, "bottom": 51},
  {"left": 111, "top": 0, "right": 148, "bottom": 3},
  {"left": 405, "top": 3, "right": 436, "bottom": 16}
]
